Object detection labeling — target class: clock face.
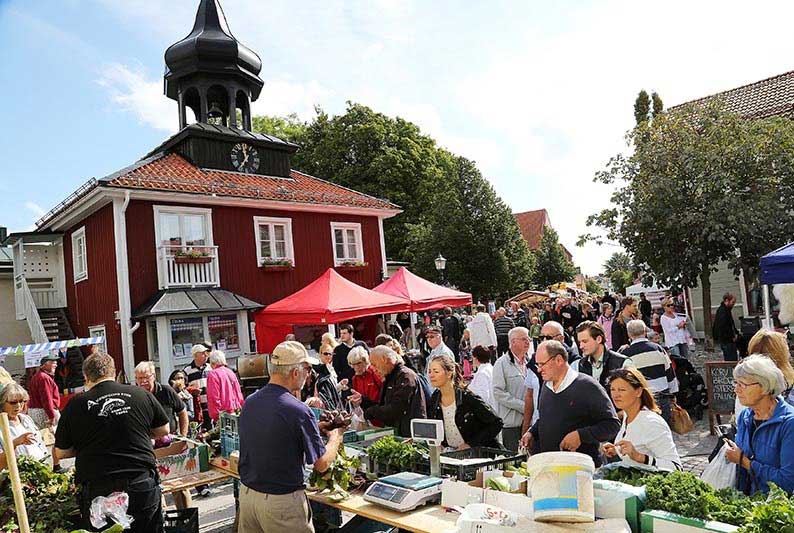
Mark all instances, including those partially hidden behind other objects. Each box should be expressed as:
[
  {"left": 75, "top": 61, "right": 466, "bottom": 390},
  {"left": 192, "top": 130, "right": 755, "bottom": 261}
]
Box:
[{"left": 230, "top": 143, "right": 260, "bottom": 173}]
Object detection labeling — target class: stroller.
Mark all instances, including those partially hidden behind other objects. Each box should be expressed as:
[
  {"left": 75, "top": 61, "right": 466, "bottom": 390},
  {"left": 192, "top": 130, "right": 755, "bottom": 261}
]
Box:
[{"left": 670, "top": 354, "right": 709, "bottom": 420}]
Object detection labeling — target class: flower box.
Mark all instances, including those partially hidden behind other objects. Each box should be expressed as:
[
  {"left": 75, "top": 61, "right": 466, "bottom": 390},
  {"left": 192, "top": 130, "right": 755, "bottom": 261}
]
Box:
[
  {"left": 174, "top": 255, "right": 212, "bottom": 264},
  {"left": 260, "top": 264, "right": 293, "bottom": 272},
  {"left": 335, "top": 262, "right": 368, "bottom": 271}
]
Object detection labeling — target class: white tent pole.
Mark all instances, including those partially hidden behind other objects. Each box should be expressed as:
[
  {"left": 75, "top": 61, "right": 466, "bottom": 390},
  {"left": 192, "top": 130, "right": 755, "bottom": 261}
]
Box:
[
  {"left": 410, "top": 312, "right": 417, "bottom": 350},
  {"left": 328, "top": 324, "right": 336, "bottom": 338},
  {"left": 763, "top": 285, "right": 772, "bottom": 329}
]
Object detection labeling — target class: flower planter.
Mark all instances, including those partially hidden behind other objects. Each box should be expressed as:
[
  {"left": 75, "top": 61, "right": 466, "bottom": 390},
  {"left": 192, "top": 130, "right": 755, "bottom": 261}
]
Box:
[
  {"left": 335, "top": 263, "right": 368, "bottom": 271},
  {"left": 174, "top": 256, "right": 212, "bottom": 264},
  {"left": 260, "top": 265, "right": 293, "bottom": 272}
]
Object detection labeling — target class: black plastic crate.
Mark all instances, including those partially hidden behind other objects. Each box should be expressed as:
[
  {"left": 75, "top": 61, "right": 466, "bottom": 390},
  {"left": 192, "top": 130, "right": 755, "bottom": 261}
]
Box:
[
  {"left": 440, "top": 447, "right": 526, "bottom": 481},
  {"left": 164, "top": 507, "right": 199, "bottom": 533}
]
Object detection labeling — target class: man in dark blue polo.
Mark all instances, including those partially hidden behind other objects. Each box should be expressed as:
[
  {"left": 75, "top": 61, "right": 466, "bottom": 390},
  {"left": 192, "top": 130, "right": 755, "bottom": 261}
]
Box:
[{"left": 238, "top": 341, "right": 343, "bottom": 532}]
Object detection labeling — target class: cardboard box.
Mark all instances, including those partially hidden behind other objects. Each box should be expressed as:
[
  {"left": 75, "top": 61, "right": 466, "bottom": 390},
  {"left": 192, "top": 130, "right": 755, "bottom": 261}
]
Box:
[
  {"left": 593, "top": 479, "right": 646, "bottom": 533},
  {"left": 442, "top": 470, "right": 533, "bottom": 519},
  {"left": 640, "top": 510, "right": 739, "bottom": 532},
  {"left": 154, "top": 438, "right": 210, "bottom": 481}
]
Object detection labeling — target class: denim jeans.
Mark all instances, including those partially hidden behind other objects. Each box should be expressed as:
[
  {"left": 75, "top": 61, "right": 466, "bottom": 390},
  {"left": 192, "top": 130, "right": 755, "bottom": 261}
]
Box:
[
  {"left": 79, "top": 470, "right": 162, "bottom": 533},
  {"left": 655, "top": 393, "right": 673, "bottom": 427}
]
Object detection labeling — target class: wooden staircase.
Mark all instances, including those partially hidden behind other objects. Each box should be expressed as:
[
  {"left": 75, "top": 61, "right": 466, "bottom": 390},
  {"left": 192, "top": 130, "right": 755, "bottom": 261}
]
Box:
[{"left": 37, "top": 308, "right": 75, "bottom": 342}]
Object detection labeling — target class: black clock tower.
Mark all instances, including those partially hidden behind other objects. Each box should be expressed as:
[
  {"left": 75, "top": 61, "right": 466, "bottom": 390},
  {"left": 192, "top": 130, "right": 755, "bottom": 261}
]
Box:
[{"left": 156, "top": 0, "right": 298, "bottom": 177}]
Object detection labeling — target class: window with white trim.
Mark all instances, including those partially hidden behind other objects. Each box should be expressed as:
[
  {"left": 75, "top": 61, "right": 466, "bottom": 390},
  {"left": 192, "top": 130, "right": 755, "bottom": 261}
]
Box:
[
  {"left": 72, "top": 227, "right": 88, "bottom": 283},
  {"left": 254, "top": 216, "right": 294, "bottom": 265},
  {"left": 88, "top": 325, "right": 107, "bottom": 354},
  {"left": 330, "top": 222, "right": 364, "bottom": 264},
  {"left": 154, "top": 206, "right": 213, "bottom": 251}
]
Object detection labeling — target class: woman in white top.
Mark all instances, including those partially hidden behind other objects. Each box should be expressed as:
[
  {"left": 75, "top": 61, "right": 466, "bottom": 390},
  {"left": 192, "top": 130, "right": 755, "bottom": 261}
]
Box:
[
  {"left": 427, "top": 354, "right": 503, "bottom": 450},
  {"left": 603, "top": 367, "right": 681, "bottom": 471},
  {"left": 660, "top": 298, "right": 689, "bottom": 358},
  {"left": 467, "top": 346, "right": 496, "bottom": 410},
  {"left": 0, "top": 383, "right": 49, "bottom": 469}
]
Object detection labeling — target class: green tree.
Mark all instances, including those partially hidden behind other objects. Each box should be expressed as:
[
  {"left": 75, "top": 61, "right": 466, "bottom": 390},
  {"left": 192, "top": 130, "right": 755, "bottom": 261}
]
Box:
[
  {"left": 651, "top": 92, "right": 664, "bottom": 118},
  {"left": 582, "top": 101, "right": 794, "bottom": 344},
  {"left": 634, "top": 90, "right": 651, "bottom": 125},
  {"left": 532, "top": 227, "right": 576, "bottom": 289},
  {"left": 603, "top": 252, "right": 634, "bottom": 294},
  {"left": 252, "top": 113, "right": 308, "bottom": 144},
  {"left": 585, "top": 277, "right": 602, "bottom": 294}
]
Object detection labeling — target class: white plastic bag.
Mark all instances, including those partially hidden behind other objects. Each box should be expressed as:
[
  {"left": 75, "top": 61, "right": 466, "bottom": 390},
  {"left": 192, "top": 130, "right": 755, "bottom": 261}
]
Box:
[
  {"left": 90, "top": 491, "right": 134, "bottom": 529},
  {"left": 700, "top": 443, "right": 737, "bottom": 490}
]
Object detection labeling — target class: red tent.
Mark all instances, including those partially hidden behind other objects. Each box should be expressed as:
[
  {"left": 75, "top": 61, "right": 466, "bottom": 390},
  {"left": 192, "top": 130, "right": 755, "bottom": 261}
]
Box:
[
  {"left": 255, "top": 268, "right": 411, "bottom": 352},
  {"left": 372, "top": 267, "right": 472, "bottom": 311}
]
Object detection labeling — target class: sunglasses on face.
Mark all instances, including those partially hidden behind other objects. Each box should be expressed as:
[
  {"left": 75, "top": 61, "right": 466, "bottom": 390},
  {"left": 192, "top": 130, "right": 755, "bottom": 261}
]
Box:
[
  {"left": 322, "top": 351, "right": 333, "bottom": 356},
  {"left": 539, "top": 334, "right": 560, "bottom": 341}
]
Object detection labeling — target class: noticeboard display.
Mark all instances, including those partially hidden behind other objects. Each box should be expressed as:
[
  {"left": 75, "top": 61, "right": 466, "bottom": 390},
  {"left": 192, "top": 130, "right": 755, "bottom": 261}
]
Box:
[{"left": 705, "top": 361, "right": 738, "bottom": 431}]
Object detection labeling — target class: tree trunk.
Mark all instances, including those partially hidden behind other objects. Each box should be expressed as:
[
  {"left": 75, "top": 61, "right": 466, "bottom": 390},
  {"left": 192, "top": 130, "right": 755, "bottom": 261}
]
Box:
[{"left": 700, "top": 270, "right": 714, "bottom": 351}]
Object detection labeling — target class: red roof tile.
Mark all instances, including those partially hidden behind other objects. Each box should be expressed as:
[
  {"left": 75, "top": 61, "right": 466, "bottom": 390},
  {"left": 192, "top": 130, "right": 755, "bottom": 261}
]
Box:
[
  {"left": 105, "top": 153, "right": 399, "bottom": 211},
  {"left": 513, "top": 209, "right": 549, "bottom": 250},
  {"left": 670, "top": 70, "right": 794, "bottom": 119}
]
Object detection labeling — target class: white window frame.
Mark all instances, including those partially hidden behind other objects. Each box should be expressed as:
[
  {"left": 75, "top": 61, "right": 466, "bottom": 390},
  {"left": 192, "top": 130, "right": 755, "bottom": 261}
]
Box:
[
  {"left": 72, "top": 226, "right": 88, "bottom": 283},
  {"left": 88, "top": 324, "right": 106, "bottom": 354},
  {"left": 253, "top": 216, "right": 295, "bottom": 265},
  {"left": 330, "top": 222, "right": 364, "bottom": 264},
  {"left": 153, "top": 205, "right": 214, "bottom": 249}
]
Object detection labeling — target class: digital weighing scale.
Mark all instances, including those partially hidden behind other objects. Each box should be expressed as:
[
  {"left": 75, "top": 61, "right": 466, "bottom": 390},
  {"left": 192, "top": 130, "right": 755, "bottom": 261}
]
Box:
[{"left": 363, "top": 419, "right": 445, "bottom": 512}]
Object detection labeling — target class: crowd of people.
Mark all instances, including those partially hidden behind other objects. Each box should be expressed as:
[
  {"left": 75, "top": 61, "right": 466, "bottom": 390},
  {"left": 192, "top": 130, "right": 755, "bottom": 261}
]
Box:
[{"left": 1, "top": 288, "right": 793, "bottom": 532}]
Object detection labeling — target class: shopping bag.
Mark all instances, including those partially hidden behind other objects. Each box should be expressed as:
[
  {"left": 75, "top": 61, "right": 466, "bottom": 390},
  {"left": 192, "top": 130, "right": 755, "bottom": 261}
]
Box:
[
  {"left": 700, "top": 443, "right": 738, "bottom": 489},
  {"left": 462, "top": 358, "right": 473, "bottom": 379},
  {"left": 671, "top": 404, "right": 694, "bottom": 434}
]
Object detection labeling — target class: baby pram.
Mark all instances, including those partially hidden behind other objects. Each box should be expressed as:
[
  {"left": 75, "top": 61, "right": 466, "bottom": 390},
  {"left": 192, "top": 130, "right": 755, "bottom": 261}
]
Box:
[{"left": 670, "top": 354, "right": 709, "bottom": 420}]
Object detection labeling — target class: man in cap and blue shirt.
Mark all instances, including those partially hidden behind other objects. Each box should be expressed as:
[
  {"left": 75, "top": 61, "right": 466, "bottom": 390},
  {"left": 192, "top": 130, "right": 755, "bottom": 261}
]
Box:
[{"left": 238, "top": 341, "right": 343, "bottom": 532}]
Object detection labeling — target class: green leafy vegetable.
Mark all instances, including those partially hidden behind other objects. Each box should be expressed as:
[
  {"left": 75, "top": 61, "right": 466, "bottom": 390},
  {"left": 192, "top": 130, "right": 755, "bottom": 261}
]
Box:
[
  {"left": 737, "top": 484, "right": 794, "bottom": 533},
  {"left": 485, "top": 476, "right": 511, "bottom": 492},
  {"left": 309, "top": 446, "right": 361, "bottom": 500},
  {"left": 366, "top": 436, "right": 422, "bottom": 471}
]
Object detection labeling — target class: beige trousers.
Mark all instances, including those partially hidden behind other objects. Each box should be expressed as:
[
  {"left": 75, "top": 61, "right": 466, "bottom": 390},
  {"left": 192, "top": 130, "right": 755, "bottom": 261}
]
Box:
[{"left": 239, "top": 484, "right": 314, "bottom": 533}]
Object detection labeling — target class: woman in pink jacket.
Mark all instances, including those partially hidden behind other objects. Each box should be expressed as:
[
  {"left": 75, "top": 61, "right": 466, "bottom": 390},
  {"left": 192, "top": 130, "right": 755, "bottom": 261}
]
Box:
[
  {"left": 206, "top": 351, "right": 244, "bottom": 421},
  {"left": 597, "top": 302, "right": 615, "bottom": 350}
]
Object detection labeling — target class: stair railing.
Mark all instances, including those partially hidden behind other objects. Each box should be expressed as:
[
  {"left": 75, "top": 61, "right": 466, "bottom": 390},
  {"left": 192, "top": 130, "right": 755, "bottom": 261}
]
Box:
[{"left": 14, "top": 274, "right": 49, "bottom": 344}]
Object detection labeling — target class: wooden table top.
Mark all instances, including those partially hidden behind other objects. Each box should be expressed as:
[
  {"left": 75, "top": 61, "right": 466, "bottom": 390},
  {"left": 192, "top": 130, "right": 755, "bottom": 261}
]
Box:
[{"left": 161, "top": 469, "right": 231, "bottom": 494}]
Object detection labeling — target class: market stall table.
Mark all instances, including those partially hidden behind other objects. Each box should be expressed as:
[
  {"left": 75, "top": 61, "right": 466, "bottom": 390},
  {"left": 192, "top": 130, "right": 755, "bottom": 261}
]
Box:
[{"left": 161, "top": 469, "right": 232, "bottom": 509}]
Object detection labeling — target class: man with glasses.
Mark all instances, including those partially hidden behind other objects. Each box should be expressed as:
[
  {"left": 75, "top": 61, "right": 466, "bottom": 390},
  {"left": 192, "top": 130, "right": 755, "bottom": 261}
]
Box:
[
  {"left": 424, "top": 325, "right": 455, "bottom": 376},
  {"left": 529, "top": 321, "right": 578, "bottom": 379},
  {"left": 493, "top": 327, "right": 535, "bottom": 451},
  {"left": 134, "top": 361, "right": 188, "bottom": 436},
  {"left": 521, "top": 341, "right": 619, "bottom": 466},
  {"left": 238, "top": 341, "right": 343, "bottom": 533}
]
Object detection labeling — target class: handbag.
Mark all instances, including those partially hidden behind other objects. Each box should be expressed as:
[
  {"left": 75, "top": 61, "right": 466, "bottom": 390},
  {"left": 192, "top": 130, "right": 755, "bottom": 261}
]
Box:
[
  {"left": 700, "top": 443, "right": 738, "bottom": 489},
  {"left": 671, "top": 404, "right": 694, "bottom": 434}
]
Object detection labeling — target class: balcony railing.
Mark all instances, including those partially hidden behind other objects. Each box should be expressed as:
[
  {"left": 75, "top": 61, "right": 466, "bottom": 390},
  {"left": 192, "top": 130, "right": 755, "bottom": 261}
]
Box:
[
  {"left": 14, "top": 275, "right": 49, "bottom": 344},
  {"left": 29, "top": 287, "right": 65, "bottom": 309},
  {"left": 158, "top": 245, "right": 220, "bottom": 289}
]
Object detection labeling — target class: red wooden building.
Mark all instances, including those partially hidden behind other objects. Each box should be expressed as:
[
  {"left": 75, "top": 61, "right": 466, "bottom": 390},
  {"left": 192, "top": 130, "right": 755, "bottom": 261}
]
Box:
[{"left": 6, "top": 0, "right": 400, "bottom": 381}]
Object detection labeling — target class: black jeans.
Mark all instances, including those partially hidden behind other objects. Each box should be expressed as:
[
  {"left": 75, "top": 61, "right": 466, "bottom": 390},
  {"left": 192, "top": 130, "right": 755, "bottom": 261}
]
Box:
[
  {"left": 721, "top": 342, "right": 738, "bottom": 362},
  {"left": 79, "top": 470, "right": 163, "bottom": 533}
]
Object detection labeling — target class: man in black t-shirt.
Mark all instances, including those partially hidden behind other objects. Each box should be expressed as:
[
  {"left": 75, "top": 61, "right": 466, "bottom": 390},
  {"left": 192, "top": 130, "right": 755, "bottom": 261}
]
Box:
[
  {"left": 55, "top": 353, "right": 170, "bottom": 533},
  {"left": 135, "top": 360, "right": 188, "bottom": 435},
  {"left": 332, "top": 324, "right": 368, "bottom": 382}
]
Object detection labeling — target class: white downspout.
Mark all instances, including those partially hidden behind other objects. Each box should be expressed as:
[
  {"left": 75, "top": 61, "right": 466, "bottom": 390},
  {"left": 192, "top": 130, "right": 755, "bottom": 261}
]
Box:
[{"left": 114, "top": 191, "right": 137, "bottom": 382}]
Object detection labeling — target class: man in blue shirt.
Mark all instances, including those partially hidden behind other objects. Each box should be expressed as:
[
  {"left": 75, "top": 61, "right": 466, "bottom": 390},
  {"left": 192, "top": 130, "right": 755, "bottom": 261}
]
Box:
[{"left": 239, "top": 341, "right": 343, "bottom": 532}]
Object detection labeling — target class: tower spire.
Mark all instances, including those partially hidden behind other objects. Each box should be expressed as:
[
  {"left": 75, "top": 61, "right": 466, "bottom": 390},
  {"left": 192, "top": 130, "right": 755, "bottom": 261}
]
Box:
[{"left": 164, "top": 0, "right": 264, "bottom": 130}]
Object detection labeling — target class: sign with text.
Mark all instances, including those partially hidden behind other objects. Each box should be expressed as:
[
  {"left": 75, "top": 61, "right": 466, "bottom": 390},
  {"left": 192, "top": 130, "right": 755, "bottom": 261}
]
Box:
[{"left": 705, "top": 361, "right": 737, "bottom": 432}]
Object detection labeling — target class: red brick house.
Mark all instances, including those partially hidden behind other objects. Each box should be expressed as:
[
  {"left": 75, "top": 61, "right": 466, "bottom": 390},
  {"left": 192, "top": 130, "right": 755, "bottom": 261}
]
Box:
[
  {"left": 513, "top": 208, "right": 573, "bottom": 262},
  {"left": 6, "top": 0, "right": 400, "bottom": 381}
]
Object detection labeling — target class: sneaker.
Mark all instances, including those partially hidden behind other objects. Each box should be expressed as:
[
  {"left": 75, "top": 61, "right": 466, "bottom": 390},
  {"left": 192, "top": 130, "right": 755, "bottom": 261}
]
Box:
[
  {"left": 52, "top": 465, "right": 64, "bottom": 474},
  {"left": 198, "top": 487, "right": 212, "bottom": 497}
]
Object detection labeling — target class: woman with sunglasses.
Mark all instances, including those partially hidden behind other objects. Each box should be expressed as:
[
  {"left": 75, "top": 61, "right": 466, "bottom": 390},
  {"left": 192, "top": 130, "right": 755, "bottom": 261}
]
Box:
[
  {"left": 725, "top": 354, "right": 794, "bottom": 495},
  {"left": 660, "top": 298, "right": 689, "bottom": 358},
  {"left": 603, "top": 367, "right": 681, "bottom": 471},
  {"left": 0, "top": 382, "right": 49, "bottom": 469}
]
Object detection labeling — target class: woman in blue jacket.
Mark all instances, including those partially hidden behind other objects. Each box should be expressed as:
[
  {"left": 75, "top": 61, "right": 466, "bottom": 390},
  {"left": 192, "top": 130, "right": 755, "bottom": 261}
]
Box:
[{"left": 726, "top": 354, "right": 794, "bottom": 495}]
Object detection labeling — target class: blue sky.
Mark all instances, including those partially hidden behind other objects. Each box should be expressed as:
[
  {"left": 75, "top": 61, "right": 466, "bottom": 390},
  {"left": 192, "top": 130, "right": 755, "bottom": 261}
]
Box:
[{"left": 3, "top": 0, "right": 794, "bottom": 274}]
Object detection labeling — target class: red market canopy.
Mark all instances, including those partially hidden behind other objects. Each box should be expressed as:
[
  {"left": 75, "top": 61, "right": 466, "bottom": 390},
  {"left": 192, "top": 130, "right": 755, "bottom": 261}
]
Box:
[
  {"left": 256, "top": 268, "right": 411, "bottom": 326},
  {"left": 372, "top": 267, "right": 472, "bottom": 312}
]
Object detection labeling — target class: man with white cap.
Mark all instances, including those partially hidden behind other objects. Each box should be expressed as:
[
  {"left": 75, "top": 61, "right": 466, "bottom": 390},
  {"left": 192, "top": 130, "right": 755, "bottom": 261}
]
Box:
[
  {"left": 184, "top": 344, "right": 211, "bottom": 431},
  {"left": 239, "top": 341, "right": 343, "bottom": 533}
]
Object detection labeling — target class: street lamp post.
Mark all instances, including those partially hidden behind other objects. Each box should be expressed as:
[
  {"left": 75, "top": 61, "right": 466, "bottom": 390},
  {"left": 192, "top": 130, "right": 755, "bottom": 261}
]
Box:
[{"left": 434, "top": 253, "right": 447, "bottom": 285}]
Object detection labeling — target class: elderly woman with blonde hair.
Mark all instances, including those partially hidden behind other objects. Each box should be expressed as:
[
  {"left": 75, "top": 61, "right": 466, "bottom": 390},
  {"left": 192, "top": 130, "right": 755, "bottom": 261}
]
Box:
[
  {"left": 0, "top": 383, "right": 49, "bottom": 469},
  {"left": 725, "top": 354, "right": 794, "bottom": 495},
  {"left": 347, "top": 346, "right": 383, "bottom": 411}
]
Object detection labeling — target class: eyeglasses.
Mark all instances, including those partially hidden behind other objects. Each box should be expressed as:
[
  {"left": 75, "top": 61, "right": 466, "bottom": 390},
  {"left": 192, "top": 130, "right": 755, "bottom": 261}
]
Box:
[
  {"left": 734, "top": 381, "right": 760, "bottom": 390},
  {"left": 6, "top": 399, "right": 27, "bottom": 405},
  {"left": 539, "top": 334, "right": 560, "bottom": 341},
  {"left": 322, "top": 352, "right": 333, "bottom": 356},
  {"left": 535, "top": 354, "right": 560, "bottom": 370}
]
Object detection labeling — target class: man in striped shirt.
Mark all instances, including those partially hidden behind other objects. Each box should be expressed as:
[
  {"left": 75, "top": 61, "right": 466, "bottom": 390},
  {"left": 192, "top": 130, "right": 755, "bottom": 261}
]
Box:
[
  {"left": 493, "top": 308, "right": 515, "bottom": 358},
  {"left": 184, "top": 344, "right": 212, "bottom": 431},
  {"left": 620, "top": 319, "right": 679, "bottom": 426}
]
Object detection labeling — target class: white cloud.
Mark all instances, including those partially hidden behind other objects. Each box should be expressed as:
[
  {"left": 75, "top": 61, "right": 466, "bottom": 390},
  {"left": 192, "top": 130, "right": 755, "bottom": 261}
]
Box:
[
  {"left": 25, "top": 202, "right": 45, "bottom": 219},
  {"left": 252, "top": 79, "right": 334, "bottom": 121},
  {"left": 97, "top": 63, "right": 177, "bottom": 133}
]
